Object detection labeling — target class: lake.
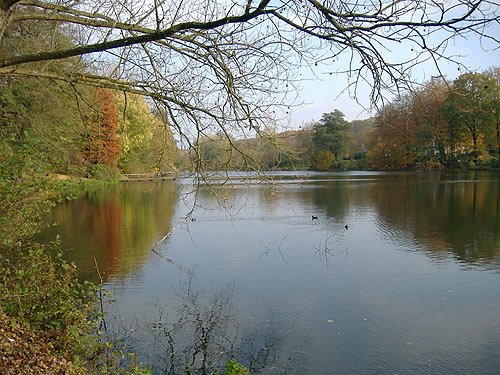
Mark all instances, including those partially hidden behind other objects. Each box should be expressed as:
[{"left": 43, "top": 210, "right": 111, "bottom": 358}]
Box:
[{"left": 41, "top": 171, "right": 500, "bottom": 374}]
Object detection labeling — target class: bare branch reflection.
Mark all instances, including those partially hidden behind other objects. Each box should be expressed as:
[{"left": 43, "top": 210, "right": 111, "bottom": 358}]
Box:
[
  {"left": 260, "top": 235, "right": 289, "bottom": 266},
  {"left": 105, "top": 271, "right": 300, "bottom": 374},
  {"left": 314, "top": 227, "right": 349, "bottom": 269}
]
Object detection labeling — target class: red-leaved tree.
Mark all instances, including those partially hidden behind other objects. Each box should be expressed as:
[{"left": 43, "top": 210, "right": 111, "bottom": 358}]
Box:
[{"left": 84, "top": 88, "right": 121, "bottom": 170}]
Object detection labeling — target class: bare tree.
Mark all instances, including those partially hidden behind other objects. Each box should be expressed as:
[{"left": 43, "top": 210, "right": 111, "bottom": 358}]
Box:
[{"left": 0, "top": 0, "right": 498, "bottom": 170}]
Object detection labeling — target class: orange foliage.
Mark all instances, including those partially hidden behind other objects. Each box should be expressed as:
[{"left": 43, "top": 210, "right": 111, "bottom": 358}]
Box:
[
  {"left": 84, "top": 88, "right": 121, "bottom": 168},
  {"left": 368, "top": 96, "right": 418, "bottom": 169}
]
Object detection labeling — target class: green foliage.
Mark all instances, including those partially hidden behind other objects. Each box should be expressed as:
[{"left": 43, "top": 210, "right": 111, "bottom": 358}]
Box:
[
  {"left": 0, "top": 140, "right": 54, "bottom": 248},
  {"left": 220, "top": 359, "right": 250, "bottom": 375},
  {"left": 0, "top": 90, "right": 143, "bottom": 372},
  {"left": 117, "top": 93, "right": 178, "bottom": 173},
  {"left": 89, "top": 342, "right": 154, "bottom": 375},
  {"left": 0, "top": 242, "right": 97, "bottom": 354},
  {"left": 87, "top": 163, "right": 121, "bottom": 180},
  {"left": 337, "top": 159, "right": 353, "bottom": 171},
  {"left": 0, "top": 76, "right": 89, "bottom": 176},
  {"left": 313, "top": 150, "right": 335, "bottom": 171},
  {"left": 313, "top": 110, "right": 349, "bottom": 159},
  {"left": 53, "top": 177, "right": 118, "bottom": 202},
  {"left": 489, "top": 157, "right": 500, "bottom": 168}
]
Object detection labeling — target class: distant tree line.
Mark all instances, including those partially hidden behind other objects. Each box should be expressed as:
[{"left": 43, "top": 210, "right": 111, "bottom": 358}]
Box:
[
  {"left": 369, "top": 69, "right": 500, "bottom": 170},
  {"left": 193, "top": 69, "right": 499, "bottom": 171},
  {"left": 1, "top": 20, "right": 497, "bottom": 176}
]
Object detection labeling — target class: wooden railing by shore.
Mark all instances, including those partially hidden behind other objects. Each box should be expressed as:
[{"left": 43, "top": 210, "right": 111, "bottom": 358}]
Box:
[{"left": 120, "top": 172, "right": 176, "bottom": 182}]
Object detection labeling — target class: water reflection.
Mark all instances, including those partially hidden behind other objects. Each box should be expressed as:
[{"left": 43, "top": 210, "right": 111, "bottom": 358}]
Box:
[
  {"left": 306, "top": 172, "right": 500, "bottom": 268},
  {"left": 372, "top": 175, "right": 500, "bottom": 267},
  {"left": 107, "top": 272, "right": 298, "bottom": 374},
  {"left": 40, "top": 172, "right": 500, "bottom": 275},
  {"left": 185, "top": 171, "right": 500, "bottom": 268},
  {"left": 39, "top": 172, "right": 500, "bottom": 374},
  {"left": 40, "top": 181, "right": 179, "bottom": 282}
]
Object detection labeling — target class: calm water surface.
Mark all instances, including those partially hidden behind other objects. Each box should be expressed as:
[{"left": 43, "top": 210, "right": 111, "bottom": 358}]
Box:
[{"left": 41, "top": 171, "right": 500, "bottom": 374}]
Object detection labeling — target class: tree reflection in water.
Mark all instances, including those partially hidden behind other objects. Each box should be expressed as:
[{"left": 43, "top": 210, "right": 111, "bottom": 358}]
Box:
[
  {"left": 312, "top": 222, "right": 351, "bottom": 269},
  {"left": 106, "top": 271, "right": 299, "bottom": 374}
]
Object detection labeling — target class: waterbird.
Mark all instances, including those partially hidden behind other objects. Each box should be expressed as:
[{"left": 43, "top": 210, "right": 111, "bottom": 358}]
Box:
[
  {"left": 345, "top": 224, "right": 348, "bottom": 230},
  {"left": 312, "top": 215, "right": 318, "bottom": 220}
]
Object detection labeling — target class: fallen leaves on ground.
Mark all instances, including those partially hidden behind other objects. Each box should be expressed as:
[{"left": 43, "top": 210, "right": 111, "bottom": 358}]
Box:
[{"left": 0, "top": 311, "right": 84, "bottom": 374}]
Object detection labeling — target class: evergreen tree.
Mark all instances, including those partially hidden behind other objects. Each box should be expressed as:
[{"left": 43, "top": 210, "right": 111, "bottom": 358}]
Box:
[{"left": 313, "top": 109, "right": 349, "bottom": 160}]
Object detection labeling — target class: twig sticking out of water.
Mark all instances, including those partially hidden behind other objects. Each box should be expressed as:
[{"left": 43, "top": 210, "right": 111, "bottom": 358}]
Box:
[
  {"left": 151, "top": 219, "right": 183, "bottom": 251},
  {"left": 149, "top": 217, "right": 189, "bottom": 262}
]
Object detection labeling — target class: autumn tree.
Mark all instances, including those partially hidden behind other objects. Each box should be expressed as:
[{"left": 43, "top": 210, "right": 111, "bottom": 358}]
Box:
[
  {"left": 191, "top": 130, "right": 297, "bottom": 171},
  {"left": 445, "top": 72, "right": 498, "bottom": 162},
  {"left": 368, "top": 95, "right": 418, "bottom": 169},
  {"left": 117, "top": 93, "right": 178, "bottom": 173},
  {"left": 313, "top": 149, "right": 335, "bottom": 171},
  {"left": 485, "top": 67, "right": 500, "bottom": 157},
  {"left": 0, "top": 0, "right": 498, "bottom": 173},
  {"left": 84, "top": 88, "right": 121, "bottom": 172},
  {"left": 348, "top": 118, "right": 374, "bottom": 160},
  {"left": 367, "top": 70, "right": 500, "bottom": 169},
  {"left": 291, "top": 125, "right": 314, "bottom": 167},
  {"left": 411, "top": 78, "right": 453, "bottom": 167}
]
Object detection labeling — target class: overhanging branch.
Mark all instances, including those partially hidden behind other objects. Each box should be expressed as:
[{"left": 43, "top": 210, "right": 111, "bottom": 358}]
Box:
[{"left": 0, "top": 2, "right": 272, "bottom": 68}]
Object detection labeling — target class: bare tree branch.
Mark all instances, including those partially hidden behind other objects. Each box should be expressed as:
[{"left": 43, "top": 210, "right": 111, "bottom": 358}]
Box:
[{"left": 1, "top": 0, "right": 498, "bottom": 174}]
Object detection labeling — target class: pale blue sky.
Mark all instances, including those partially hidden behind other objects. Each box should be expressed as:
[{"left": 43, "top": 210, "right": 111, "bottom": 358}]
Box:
[{"left": 288, "top": 23, "right": 500, "bottom": 125}]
